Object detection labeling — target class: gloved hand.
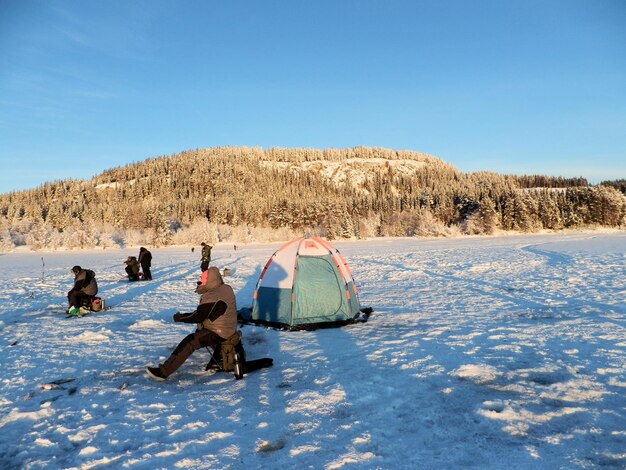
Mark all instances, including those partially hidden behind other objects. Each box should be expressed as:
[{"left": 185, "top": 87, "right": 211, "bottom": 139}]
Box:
[{"left": 173, "top": 312, "right": 183, "bottom": 322}]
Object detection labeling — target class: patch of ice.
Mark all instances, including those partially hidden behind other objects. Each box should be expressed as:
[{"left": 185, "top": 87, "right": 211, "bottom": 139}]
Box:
[
  {"left": 175, "top": 458, "right": 205, "bottom": 468},
  {"left": 79, "top": 446, "right": 99, "bottom": 456},
  {"left": 451, "top": 364, "right": 500, "bottom": 384},
  {"left": 0, "top": 407, "right": 55, "bottom": 428},
  {"left": 326, "top": 451, "right": 377, "bottom": 469},
  {"left": 70, "top": 330, "right": 111, "bottom": 344},
  {"left": 352, "top": 433, "right": 371, "bottom": 445},
  {"left": 469, "top": 263, "right": 492, "bottom": 273},
  {"left": 290, "top": 445, "right": 320, "bottom": 456},
  {"left": 286, "top": 388, "right": 347, "bottom": 414},
  {"left": 608, "top": 378, "right": 626, "bottom": 388},
  {"left": 128, "top": 319, "right": 167, "bottom": 330},
  {"left": 35, "top": 438, "right": 54, "bottom": 447},
  {"left": 539, "top": 378, "right": 606, "bottom": 402}
]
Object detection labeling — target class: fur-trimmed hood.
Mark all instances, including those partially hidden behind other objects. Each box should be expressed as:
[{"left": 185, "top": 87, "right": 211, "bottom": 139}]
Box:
[{"left": 196, "top": 267, "right": 223, "bottom": 294}]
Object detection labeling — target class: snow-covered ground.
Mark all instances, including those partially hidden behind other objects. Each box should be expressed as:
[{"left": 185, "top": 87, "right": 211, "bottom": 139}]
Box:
[{"left": 1, "top": 232, "right": 625, "bottom": 469}]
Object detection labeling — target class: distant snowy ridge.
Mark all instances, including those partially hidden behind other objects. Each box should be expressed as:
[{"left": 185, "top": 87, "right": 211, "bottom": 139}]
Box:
[{"left": 260, "top": 157, "right": 431, "bottom": 195}]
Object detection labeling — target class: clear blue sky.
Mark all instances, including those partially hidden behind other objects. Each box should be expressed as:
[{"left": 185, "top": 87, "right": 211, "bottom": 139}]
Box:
[{"left": 1, "top": 0, "right": 625, "bottom": 194}]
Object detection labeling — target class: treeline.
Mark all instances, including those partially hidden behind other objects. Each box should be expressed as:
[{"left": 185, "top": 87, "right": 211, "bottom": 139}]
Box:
[
  {"left": 0, "top": 146, "right": 624, "bottom": 250},
  {"left": 599, "top": 179, "right": 626, "bottom": 195},
  {"left": 514, "top": 175, "right": 589, "bottom": 189}
]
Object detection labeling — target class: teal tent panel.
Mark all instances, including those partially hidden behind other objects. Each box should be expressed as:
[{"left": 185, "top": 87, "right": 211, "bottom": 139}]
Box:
[
  {"left": 293, "top": 256, "right": 350, "bottom": 324},
  {"left": 252, "top": 286, "right": 293, "bottom": 324},
  {"left": 345, "top": 281, "right": 362, "bottom": 316}
]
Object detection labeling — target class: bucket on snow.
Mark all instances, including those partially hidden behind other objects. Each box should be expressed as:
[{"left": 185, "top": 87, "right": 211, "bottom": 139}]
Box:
[{"left": 91, "top": 297, "right": 105, "bottom": 312}]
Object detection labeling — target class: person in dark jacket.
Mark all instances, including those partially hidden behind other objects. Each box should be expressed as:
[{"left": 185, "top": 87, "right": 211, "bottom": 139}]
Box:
[
  {"left": 146, "top": 267, "right": 237, "bottom": 381},
  {"left": 67, "top": 266, "right": 98, "bottom": 311},
  {"left": 138, "top": 247, "right": 152, "bottom": 280},
  {"left": 124, "top": 256, "right": 140, "bottom": 281},
  {"left": 200, "top": 242, "right": 212, "bottom": 271}
]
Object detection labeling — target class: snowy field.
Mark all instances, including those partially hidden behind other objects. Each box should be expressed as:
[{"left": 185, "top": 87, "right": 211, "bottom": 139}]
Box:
[{"left": 0, "top": 231, "right": 625, "bottom": 469}]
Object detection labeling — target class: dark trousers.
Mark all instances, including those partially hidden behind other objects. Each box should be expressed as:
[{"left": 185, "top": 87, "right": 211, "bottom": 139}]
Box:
[
  {"left": 141, "top": 264, "right": 152, "bottom": 280},
  {"left": 160, "top": 329, "right": 223, "bottom": 377},
  {"left": 200, "top": 259, "right": 209, "bottom": 271},
  {"left": 68, "top": 291, "right": 92, "bottom": 307},
  {"left": 125, "top": 266, "right": 139, "bottom": 281}
]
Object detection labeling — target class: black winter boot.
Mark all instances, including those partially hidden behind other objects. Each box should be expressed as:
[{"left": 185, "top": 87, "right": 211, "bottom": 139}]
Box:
[{"left": 146, "top": 366, "right": 167, "bottom": 381}]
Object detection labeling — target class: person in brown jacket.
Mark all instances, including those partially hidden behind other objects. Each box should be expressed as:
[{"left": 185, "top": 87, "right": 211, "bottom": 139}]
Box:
[
  {"left": 146, "top": 266, "right": 237, "bottom": 381},
  {"left": 67, "top": 265, "right": 98, "bottom": 312}
]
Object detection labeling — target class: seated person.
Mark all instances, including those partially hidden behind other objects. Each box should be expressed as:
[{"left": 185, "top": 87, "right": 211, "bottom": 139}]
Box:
[
  {"left": 124, "top": 256, "right": 141, "bottom": 281},
  {"left": 146, "top": 267, "right": 237, "bottom": 381},
  {"left": 67, "top": 266, "right": 98, "bottom": 312}
]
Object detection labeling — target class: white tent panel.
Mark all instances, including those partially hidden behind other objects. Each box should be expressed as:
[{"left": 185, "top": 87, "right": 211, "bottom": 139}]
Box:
[{"left": 261, "top": 238, "right": 300, "bottom": 289}]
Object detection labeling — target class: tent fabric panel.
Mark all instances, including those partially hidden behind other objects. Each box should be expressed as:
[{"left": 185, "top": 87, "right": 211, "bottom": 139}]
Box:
[
  {"left": 252, "top": 286, "right": 293, "bottom": 324},
  {"left": 333, "top": 251, "right": 355, "bottom": 284},
  {"left": 297, "top": 238, "right": 329, "bottom": 256},
  {"left": 313, "top": 237, "right": 355, "bottom": 284},
  {"left": 345, "top": 280, "right": 362, "bottom": 316},
  {"left": 252, "top": 255, "right": 275, "bottom": 299},
  {"left": 260, "top": 238, "right": 302, "bottom": 289},
  {"left": 311, "top": 237, "right": 360, "bottom": 309},
  {"left": 292, "top": 255, "right": 351, "bottom": 323}
]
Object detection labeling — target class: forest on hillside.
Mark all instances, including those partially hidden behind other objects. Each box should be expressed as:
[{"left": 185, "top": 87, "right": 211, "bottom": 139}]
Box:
[{"left": 0, "top": 147, "right": 624, "bottom": 250}]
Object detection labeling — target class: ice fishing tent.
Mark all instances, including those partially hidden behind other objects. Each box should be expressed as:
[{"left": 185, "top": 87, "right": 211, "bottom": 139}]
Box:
[{"left": 242, "top": 237, "right": 364, "bottom": 329}]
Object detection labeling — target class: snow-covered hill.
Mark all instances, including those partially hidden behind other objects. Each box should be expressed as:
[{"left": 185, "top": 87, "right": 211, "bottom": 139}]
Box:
[
  {"left": 1, "top": 232, "right": 624, "bottom": 469},
  {"left": 259, "top": 156, "right": 438, "bottom": 195}
]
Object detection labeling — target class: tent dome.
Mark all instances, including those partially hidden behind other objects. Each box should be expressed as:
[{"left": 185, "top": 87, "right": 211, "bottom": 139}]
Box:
[{"left": 243, "top": 237, "right": 362, "bottom": 329}]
